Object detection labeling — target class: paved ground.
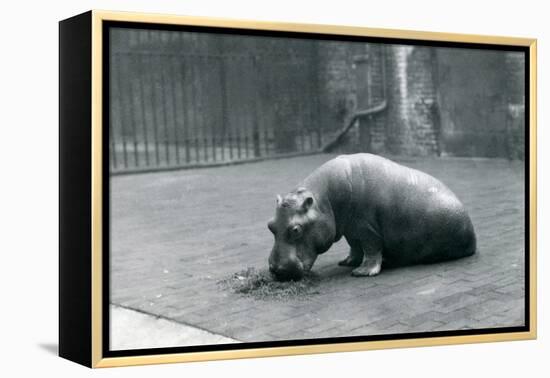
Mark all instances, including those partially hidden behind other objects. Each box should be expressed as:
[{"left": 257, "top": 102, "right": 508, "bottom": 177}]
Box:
[
  {"left": 110, "top": 305, "right": 237, "bottom": 350},
  {"left": 110, "top": 154, "right": 525, "bottom": 347}
]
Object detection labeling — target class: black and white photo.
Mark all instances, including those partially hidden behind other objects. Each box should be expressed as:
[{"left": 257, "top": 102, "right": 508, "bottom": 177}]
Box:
[
  {"left": 107, "top": 23, "right": 529, "bottom": 350},
  {"left": 58, "top": 10, "right": 536, "bottom": 368}
]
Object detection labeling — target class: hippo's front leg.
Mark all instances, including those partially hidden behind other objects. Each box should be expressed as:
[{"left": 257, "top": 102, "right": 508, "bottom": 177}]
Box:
[{"left": 351, "top": 237, "right": 383, "bottom": 277}]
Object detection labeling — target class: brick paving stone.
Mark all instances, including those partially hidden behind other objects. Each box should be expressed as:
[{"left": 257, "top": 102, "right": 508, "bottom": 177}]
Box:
[
  {"left": 110, "top": 155, "right": 526, "bottom": 343},
  {"left": 347, "top": 313, "right": 404, "bottom": 333},
  {"left": 381, "top": 322, "right": 413, "bottom": 334},
  {"left": 406, "top": 320, "right": 446, "bottom": 333},
  {"left": 401, "top": 311, "right": 447, "bottom": 327}
]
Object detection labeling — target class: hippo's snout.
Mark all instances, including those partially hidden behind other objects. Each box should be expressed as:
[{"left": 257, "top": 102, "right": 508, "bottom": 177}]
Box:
[{"left": 269, "top": 260, "right": 304, "bottom": 281}]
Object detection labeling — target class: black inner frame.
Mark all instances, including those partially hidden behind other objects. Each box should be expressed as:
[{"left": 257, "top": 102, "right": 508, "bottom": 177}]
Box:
[{"left": 101, "top": 20, "right": 531, "bottom": 359}]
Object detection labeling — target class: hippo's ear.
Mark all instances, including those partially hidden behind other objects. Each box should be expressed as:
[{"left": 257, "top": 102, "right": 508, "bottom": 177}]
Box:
[
  {"left": 276, "top": 194, "right": 283, "bottom": 206},
  {"left": 302, "top": 196, "right": 314, "bottom": 211}
]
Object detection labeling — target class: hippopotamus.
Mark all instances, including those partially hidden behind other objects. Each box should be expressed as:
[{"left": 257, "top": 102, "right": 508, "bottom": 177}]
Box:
[{"left": 267, "top": 153, "right": 476, "bottom": 281}]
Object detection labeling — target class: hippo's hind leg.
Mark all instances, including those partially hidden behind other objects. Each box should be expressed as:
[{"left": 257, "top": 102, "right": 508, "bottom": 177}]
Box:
[
  {"left": 338, "top": 238, "right": 363, "bottom": 267},
  {"left": 351, "top": 237, "right": 383, "bottom": 277}
]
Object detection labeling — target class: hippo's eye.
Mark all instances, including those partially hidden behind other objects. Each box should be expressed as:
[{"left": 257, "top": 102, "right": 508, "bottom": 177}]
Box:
[{"left": 288, "top": 224, "right": 303, "bottom": 240}]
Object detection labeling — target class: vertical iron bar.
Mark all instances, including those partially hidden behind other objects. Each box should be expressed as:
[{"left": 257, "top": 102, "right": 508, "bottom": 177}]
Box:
[
  {"left": 253, "top": 130, "right": 260, "bottom": 157},
  {"left": 300, "top": 126, "right": 305, "bottom": 152},
  {"left": 205, "top": 54, "right": 212, "bottom": 162},
  {"left": 159, "top": 55, "right": 171, "bottom": 165},
  {"left": 109, "top": 95, "right": 117, "bottom": 169},
  {"left": 209, "top": 58, "right": 216, "bottom": 162},
  {"left": 220, "top": 132, "right": 224, "bottom": 161},
  {"left": 264, "top": 127, "right": 269, "bottom": 156},
  {"left": 310, "top": 41, "right": 323, "bottom": 149},
  {"left": 180, "top": 60, "right": 190, "bottom": 164},
  {"left": 126, "top": 55, "right": 140, "bottom": 167},
  {"left": 109, "top": 53, "right": 117, "bottom": 170},
  {"left": 137, "top": 54, "right": 150, "bottom": 166},
  {"left": 228, "top": 59, "right": 234, "bottom": 161},
  {"left": 218, "top": 50, "right": 228, "bottom": 162},
  {"left": 213, "top": 135, "right": 216, "bottom": 161},
  {"left": 114, "top": 54, "right": 129, "bottom": 169},
  {"left": 307, "top": 42, "right": 316, "bottom": 152},
  {"left": 236, "top": 55, "right": 243, "bottom": 161},
  {"left": 229, "top": 132, "right": 233, "bottom": 160},
  {"left": 148, "top": 53, "right": 161, "bottom": 166},
  {"left": 237, "top": 128, "right": 241, "bottom": 159},
  {"left": 270, "top": 128, "right": 275, "bottom": 154},
  {"left": 126, "top": 55, "right": 139, "bottom": 167},
  {"left": 202, "top": 53, "right": 208, "bottom": 163},
  {"left": 180, "top": 33, "right": 190, "bottom": 164},
  {"left": 195, "top": 137, "right": 199, "bottom": 162},
  {"left": 170, "top": 56, "right": 181, "bottom": 165},
  {"left": 251, "top": 55, "right": 261, "bottom": 157},
  {"left": 191, "top": 52, "right": 200, "bottom": 163}
]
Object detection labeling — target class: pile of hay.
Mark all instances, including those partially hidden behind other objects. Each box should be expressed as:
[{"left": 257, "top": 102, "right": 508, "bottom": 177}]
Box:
[{"left": 219, "top": 267, "right": 320, "bottom": 300}]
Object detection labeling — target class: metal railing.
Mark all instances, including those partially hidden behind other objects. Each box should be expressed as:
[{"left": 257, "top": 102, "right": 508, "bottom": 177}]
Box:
[{"left": 109, "top": 46, "right": 327, "bottom": 174}]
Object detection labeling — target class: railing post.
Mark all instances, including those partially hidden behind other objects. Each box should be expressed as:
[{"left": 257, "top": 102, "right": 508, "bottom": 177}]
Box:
[
  {"left": 114, "top": 53, "right": 129, "bottom": 169},
  {"left": 137, "top": 54, "right": 150, "bottom": 166}
]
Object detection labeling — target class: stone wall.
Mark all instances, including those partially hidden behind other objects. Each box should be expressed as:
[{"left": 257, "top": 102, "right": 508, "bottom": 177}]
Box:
[{"left": 385, "top": 45, "right": 439, "bottom": 156}]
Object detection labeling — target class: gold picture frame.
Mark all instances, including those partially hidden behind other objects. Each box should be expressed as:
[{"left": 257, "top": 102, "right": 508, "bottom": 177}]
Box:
[{"left": 59, "top": 10, "right": 537, "bottom": 368}]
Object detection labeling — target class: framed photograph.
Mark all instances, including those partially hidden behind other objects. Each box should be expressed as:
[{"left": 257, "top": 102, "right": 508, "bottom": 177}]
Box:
[{"left": 59, "top": 10, "right": 537, "bottom": 368}]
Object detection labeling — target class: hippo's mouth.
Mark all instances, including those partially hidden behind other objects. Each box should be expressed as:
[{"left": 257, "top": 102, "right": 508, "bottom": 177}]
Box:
[
  {"left": 302, "top": 259, "right": 315, "bottom": 272},
  {"left": 271, "top": 270, "right": 303, "bottom": 282},
  {"left": 270, "top": 259, "right": 306, "bottom": 282}
]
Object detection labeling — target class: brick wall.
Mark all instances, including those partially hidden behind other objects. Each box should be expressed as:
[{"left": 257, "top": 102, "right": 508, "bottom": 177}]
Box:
[
  {"left": 318, "top": 43, "right": 525, "bottom": 160},
  {"left": 317, "top": 43, "right": 440, "bottom": 157},
  {"left": 316, "top": 41, "right": 358, "bottom": 133},
  {"left": 357, "top": 44, "right": 387, "bottom": 153},
  {"left": 436, "top": 48, "right": 514, "bottom": 158},
  {"left": 505, "top": 52, "right": 526, "bottom": 160},
  {"left": 316, "top": 42, "right": 389, "bottom": 153}
]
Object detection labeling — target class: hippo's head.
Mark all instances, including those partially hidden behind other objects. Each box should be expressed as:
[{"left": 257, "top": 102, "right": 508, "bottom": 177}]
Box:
[{"left": 268, "top": 188, "right": 336, "bottom": 281}]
